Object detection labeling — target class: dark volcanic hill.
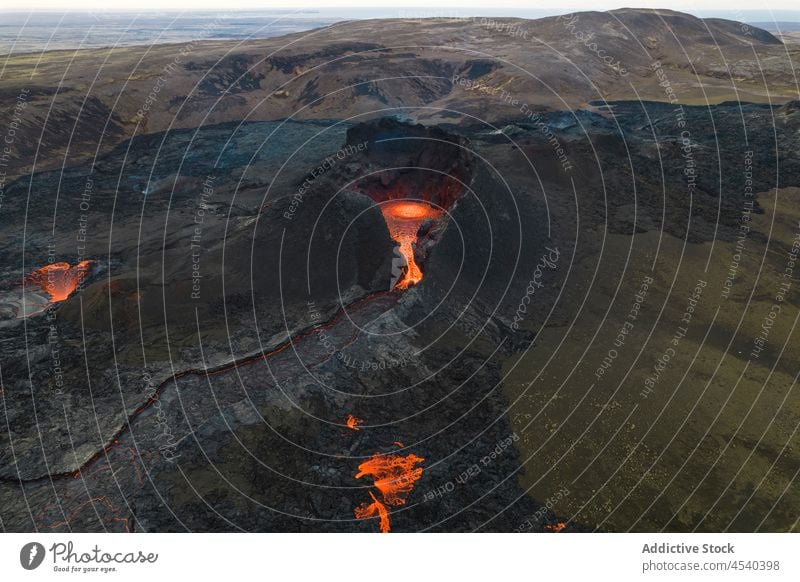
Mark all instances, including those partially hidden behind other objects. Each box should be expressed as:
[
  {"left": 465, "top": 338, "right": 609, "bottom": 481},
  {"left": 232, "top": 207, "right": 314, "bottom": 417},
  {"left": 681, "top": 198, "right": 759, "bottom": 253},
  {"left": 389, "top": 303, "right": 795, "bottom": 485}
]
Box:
[{"left": 0, "top": 9, "right": 798, "bottom": 180}]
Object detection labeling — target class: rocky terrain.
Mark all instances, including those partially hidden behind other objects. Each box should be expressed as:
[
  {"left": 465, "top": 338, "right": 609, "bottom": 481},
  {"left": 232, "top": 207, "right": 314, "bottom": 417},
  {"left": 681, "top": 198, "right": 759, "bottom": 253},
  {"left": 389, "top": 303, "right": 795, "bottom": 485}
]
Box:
[
  {"left": 0, "top": 9, "right": 798, "bottom": 532},
  {"left": 1, "top": 9, "right": 799, "bottom": 181}
]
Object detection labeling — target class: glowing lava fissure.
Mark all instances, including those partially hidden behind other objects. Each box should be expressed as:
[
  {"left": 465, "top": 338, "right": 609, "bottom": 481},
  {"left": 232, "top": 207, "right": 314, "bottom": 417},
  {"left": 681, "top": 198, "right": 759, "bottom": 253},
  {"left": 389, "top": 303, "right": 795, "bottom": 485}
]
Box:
[
  {"left": 26, "top": 260, "right": 93, "bottom": 302},
  {"left": 354, "top": 451, "right": 425, "bottom": 533},
  {"left": 379, "top": 200, "right": 443, "bottom": 289}
]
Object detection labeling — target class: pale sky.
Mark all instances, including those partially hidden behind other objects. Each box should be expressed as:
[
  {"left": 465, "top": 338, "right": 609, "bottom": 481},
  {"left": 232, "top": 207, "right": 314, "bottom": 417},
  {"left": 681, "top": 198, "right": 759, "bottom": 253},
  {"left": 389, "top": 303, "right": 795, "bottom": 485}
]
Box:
[{"left": 3, "top": 1, "right": 799, "bottom": 13}]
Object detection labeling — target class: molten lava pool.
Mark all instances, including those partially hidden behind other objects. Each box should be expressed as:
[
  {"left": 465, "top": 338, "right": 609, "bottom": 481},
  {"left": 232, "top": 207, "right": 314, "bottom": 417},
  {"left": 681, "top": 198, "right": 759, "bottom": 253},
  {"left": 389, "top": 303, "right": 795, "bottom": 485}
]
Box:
[
  {"left": 26, "top": 261, "right": 93, "bottom": 302},
  {"left": 379, "top": 201, "right": 442, "bottom": 289}
]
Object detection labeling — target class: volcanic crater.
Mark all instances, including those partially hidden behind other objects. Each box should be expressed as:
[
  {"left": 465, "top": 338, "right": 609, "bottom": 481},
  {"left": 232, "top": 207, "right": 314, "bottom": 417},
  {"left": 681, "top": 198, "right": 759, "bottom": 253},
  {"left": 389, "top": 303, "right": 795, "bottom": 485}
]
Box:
[{"left": 334, "top": 118, "right": 473, "bottom": 290}]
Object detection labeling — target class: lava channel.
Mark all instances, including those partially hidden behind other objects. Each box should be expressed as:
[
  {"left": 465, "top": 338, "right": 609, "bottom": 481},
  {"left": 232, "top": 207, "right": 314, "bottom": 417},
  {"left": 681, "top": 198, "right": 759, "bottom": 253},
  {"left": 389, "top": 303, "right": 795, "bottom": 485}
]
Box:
[
  {"left": 354, "top": 491, "right": 391, "bottom": 534},
  {"left": 354, "top": 451, "right": 425, "bottom": 532},
  {"left": 26, "top": 260, "right": 93, "bottom": 302},
  {"left": 379, "top": 200, "right": 442, "bottom": 289}
]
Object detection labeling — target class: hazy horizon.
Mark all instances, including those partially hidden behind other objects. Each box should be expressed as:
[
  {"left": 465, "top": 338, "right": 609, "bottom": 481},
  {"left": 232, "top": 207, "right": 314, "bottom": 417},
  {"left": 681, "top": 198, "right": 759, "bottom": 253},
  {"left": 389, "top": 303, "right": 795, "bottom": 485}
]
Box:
[{"left": 2, "top": 6, "right": 799, "bottom": 56}]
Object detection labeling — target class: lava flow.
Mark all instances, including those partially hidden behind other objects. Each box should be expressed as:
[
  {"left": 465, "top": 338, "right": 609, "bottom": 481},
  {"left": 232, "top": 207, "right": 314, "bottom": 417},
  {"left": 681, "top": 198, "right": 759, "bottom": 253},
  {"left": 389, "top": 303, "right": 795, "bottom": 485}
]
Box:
[
  {"left": 354, "top": 451, "right": 425, "bottom": 532},
  {"left": 26, "top": 260, "right": 93, "bottom": 302},
  {"left": 346, "top": 414, "right": 365, "bottom": 431},
  {"left": 379, "top": 200, "right": 442, "bottom": 289},
  {"left": 354, "top": 492, "right": 391, "bottom": 533}
]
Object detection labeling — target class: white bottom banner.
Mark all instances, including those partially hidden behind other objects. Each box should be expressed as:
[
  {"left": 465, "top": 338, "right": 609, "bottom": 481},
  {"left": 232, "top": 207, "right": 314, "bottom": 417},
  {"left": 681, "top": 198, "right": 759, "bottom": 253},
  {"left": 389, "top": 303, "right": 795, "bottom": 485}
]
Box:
[{"left": 1, "top": 533, "right": 798, "bottom": 581}]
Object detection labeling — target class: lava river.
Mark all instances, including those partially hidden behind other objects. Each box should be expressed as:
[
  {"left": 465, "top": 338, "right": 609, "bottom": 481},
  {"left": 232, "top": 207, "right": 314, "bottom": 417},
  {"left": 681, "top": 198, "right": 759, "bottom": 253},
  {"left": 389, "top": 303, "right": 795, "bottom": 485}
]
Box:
[
  {"left": 379, "top": 201, "right": 442, "bottom": 289},
  {"left": 354, "top": 451, "right": 425, "bottom": 533}
]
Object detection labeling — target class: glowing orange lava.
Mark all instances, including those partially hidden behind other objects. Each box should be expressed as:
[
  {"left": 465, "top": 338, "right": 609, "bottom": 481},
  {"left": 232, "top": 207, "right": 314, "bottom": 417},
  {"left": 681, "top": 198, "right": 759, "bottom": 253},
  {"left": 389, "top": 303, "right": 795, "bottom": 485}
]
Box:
[
  {"left": 354, "top": 491, "right": 391, "bottom": 534},
  {"left": 346, "top": 414, "right": 364, "bottom": 431},
  {"left": 26, "top": 260, "right": 93, "bottom": 302},
  {"left": 354, "top": 451, "right": 425, "bottom": 532},
  {"left": 380, "top": 201, "right": 442, "bottom": 289},
  {"left": 356, "top": 452, "right": 425, "bottom": 505},
  {"left": 545, "top": 521, "right": 567, "bottom": 532}
]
